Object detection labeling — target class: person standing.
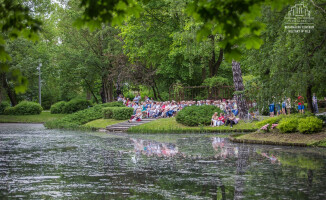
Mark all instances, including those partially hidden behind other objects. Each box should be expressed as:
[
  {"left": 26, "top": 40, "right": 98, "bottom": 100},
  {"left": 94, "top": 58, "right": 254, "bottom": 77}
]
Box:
[
  {"left": 313, "top": 93, "right": 319, "bottom": 113},
  {"left": 297, "top": 95, "right": 305, "bottom": 114},
  {"left": 269, "top": 102, "right": 275, "bottom": 117},
  {"left": 286, "top": 98, "right": 291, "bottom": 115}
]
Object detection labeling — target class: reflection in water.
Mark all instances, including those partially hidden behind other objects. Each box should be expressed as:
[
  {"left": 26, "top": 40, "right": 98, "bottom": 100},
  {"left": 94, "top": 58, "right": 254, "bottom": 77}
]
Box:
[{"left": 1, "top": 124, "right": 326, "bottom": 199}]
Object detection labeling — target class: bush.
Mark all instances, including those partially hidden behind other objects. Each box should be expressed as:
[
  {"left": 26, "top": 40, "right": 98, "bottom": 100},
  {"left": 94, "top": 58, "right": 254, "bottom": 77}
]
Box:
[
  {"left": 0, "top": 102, "right": 10, "bottom": 114},
  {"left": 256, "top": 115, "right": 285, "bottom": 129},
  {"left": 102, "top": 101, "right": 125, "bottom": 107},
  {"left": 45, "top": 104, "right": 104, "bottom": 129},
  {"left": 3, "top": 101, "right": 43, "bottom": 115},
  {"left": 62, "top": 99, "right": 92, "bottom": 114},
  {"left": 103, "top": 107, "right": 114, "bottom": 119},
  {"left": 277, "top": 118, "right": 298, "bottom": 133},
  {"left": 176, "top": 105, "right": 222, "bottom": 126},
  {"left": 103, "top": 107, "right": 133, "bottom": 120},
  {"left": 45, "top": 102, "right": 125, "bottom": 130},
  {"left": 316, "top": 115, "right": 326, "bottom": 122},
  {"left": 298, "top": 117, "right": 323, "bottom": 134},
  {"left": 4, "top": 107, "right": 15, "bottom": 115},
  {"left": 50, "top": 101, "right": 67, "bottom": 114}
]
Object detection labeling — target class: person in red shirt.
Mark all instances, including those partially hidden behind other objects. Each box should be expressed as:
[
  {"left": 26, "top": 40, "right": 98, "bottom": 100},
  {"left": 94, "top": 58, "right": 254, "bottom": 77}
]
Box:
[
  {"left": 217, "top": 113, "right": 225, "bottom": 126},
  {"left": 297, "top": 96, "right": 305, "bottom": 114}
]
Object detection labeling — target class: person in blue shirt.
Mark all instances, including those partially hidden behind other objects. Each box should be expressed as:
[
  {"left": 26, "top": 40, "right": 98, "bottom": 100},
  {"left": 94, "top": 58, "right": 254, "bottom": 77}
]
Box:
[{"left": 269, "top": 102, "right": 275, "bottom": 117}]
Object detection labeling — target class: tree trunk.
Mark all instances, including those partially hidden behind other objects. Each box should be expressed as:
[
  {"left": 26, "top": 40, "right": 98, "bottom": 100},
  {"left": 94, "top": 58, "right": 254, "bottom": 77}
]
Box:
[
  {"left": 232, "top": 61, "right": 248, "bottom": 118},
  {"left": 84, "top": 79, "right": 99, "bottom": 104},
  {"left": 153, "top": 79, "right": 164, "bottom": 101},
  {"left": 306, "top": 84, "right": 313, "bottom": 112},
  {"left": 100, "top": 75, "right": 114, "bottom": 103},
  {"left": 1, "top": 73, "right": 17, "bottom": 106},
  {"left": 202, "top": 66, "right": 206, "bottom": 81},
  {"left": 208, "top": 35, "right": 224, "bottom": 78}
]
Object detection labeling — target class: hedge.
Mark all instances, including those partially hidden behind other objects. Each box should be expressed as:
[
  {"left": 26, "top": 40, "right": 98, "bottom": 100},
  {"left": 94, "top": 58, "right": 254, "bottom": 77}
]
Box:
[
  {"left": 62, "top": 99, "right": 92, "bottom": 114},
  {"left": 298, "top": 117, "right": 323, "bottom": 134},
  {"left": 103, "top": 107, "right": 134, "bottom": 120},
  {"left": 277, "top": 118, "right": 298, "bottom": 133},
  {"left": 45, "top": 102, "right": 125, "bottom": 129},
  {"left": 0, "top": 102, "right": 10, "bottom": 114},
  {"left": 50, "top": 101, "right": 67, "bottom": 114},
  {"left": 176, "top": 105, "right": 223, "bottom": 126},
  {"left": 3, "top": 101, "right": 43, "bottom": 115}
]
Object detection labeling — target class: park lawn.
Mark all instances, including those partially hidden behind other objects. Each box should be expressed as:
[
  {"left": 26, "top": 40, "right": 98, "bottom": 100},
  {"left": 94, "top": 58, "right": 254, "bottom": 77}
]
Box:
[
  {"left": 0, "top": 112, "right": 67, "bottom": 123},
  {"left": 231, "top": 129, "right": 326, "bottom": 147},
  {"left": 83, "top": 119, "right": 125, "bottom": 129},
  {"left": 128, "top": 117, "right": 258, "bottom": 133}
]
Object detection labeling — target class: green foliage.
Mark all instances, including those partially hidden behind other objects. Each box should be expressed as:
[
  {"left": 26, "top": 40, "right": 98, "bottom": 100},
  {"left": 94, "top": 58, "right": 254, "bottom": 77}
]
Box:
[
  {"left": 103, "top": 107, "right": 114, "bottom": 119},
  {"left": 256, "top": 115, "right": 284, "bottom": 128},
  {"left": 176, "top": 105, "right": 222, "bottom": 126},
  {"left": 0, "top": 102, "right": 10, "bottom": 114},
  {"left": 277, "top": 118, "right": 298, "bottom": 133},
  {"left": 102, "top": 101, "right": 125, "bottom": 107},
  {"left": 316, "top": 115, "right": 326, "bottom": 122},
  {"left": 103, "top": 107, "right": 133, "bottom": 120},
  {"left": 4, "top": 107, "right": 15, "bottom": 115},
  {"left": 4, "top": 101, "right": 43, "bottom": 115},
  {"left": 45, "top": 102, "right": 125, "bottom": 129},
  {"left": 202, "top": 76, "right": 230, "bottom": 87},
  {"left": 45, "top": 104, "right": 104, "bottom": 129},
  {"left": 298, "top": 117, "right": 323, "bottom": 134},
  {"left": 50, "top": 101, "right": 67, "bottom": 114},
  {"left": 62, "top": 99, "right": 92, "bottom": 114}
]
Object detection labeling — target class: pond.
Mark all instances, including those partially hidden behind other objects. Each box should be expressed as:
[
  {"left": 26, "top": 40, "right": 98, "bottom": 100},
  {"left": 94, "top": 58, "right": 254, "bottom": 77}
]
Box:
[{"left": 1, "top": 123, "right": 326, "bottom": 199}]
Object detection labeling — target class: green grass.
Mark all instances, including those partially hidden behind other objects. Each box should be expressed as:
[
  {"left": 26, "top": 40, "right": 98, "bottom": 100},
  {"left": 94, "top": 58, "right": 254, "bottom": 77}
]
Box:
[
  {"left": 128, "top": 117, "right": 258, "bottom": 133},
  {"left": 83, "top": 119, "right": 125, "bottom": 129},
  {"left": 231, "top": 129, "right": 326, "bottom": 147},
  {"left": 0, "top": 112, "right": 67, "bottom": 123}
]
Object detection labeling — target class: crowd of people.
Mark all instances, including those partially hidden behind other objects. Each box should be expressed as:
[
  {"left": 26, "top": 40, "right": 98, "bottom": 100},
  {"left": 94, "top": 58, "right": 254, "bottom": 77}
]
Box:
[
  {"left": 268, "top": 93, "right": 320, "bottom": 117},
  {"left": 118, "top": 92, "right": 322, "bottom": 125},
  {"left": 118, "top": 93, "right": 240, "bottom": 125}
]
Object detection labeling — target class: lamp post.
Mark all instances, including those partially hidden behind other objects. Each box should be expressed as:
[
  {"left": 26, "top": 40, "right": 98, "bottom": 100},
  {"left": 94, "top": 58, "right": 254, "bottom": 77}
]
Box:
[{"left": 37, "top": 62, "right": 42, "bottom": 105}]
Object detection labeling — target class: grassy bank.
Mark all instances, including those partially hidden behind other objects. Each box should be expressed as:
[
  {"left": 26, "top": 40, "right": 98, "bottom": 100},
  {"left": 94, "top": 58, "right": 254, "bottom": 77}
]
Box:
[
  {"left": 0, "top": 112, "right": 67, "bottom": 123},
  {"left": 230, "top": 129, "right": 326, "bottom": 147},
  {"left": 128, "top": 118, "right": 258, "bottom": 133},
  {"left": 83, "top": 119, "right": 125, "bottom": 130}
]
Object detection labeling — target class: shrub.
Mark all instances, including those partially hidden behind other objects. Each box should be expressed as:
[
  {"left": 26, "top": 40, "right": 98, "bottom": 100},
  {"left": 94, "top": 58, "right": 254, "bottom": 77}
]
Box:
[
  {"left": 277, "top": 118, "right": 298, "bottom": 133},
  {"left": 45, "top": 102, "right": 125, "bottom": 130},
  {"left": 3, "top": 101, "right": 43, "bottom": 115},
  {"left": 50, "top": 101, "right": 67, "bottom": 114},
  {"left": 298, "top": 117, "right": 323, "bottom": 134},
  {"left": 103, "top": 107, "right": 133, "bottom": 120},
  {"left": 62, "top": 99, "right": 92, "bottom": 114},
  {"left": 102, "top": 101, "right": 124, "bottom": 107},
  {"left": 256, "top": 115, "right": 285, "bottom": 129},
  {"left": 103, "top": 107, "right": 114, "bottom": 119},
  {"left": 0, "top": 102, "right": 10, "bottom": 114},
  {"left": 4, "top": 107, "right": 15, "bottom": 115},
  {"left": 316, "top": 115, "right": 326, "bottom": 122},
  {"left": 176, "top": 105, "right": 222, "bottom": 126}
]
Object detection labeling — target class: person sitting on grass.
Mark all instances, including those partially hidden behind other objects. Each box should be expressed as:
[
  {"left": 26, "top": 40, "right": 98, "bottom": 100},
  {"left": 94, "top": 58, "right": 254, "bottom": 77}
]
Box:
[
  {"left": 211, "top": 112, "right": 218, "bottom": 126},
  {"left": 225, "top": 113, "right": 236, "bottom": 128},
  {"left": 216, "top": 113, "right": 225, "bottom": 126},
  {"left": 128, "top": 109, "right": 142, "bottom": 122}
]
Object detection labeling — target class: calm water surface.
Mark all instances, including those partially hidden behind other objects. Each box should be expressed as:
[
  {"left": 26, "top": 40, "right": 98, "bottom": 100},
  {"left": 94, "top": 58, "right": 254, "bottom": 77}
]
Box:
[{"left": 0, "top": 123, "right": 326, "bottom": 199}]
